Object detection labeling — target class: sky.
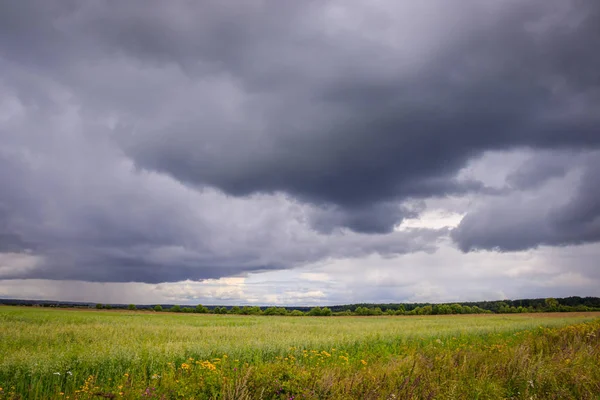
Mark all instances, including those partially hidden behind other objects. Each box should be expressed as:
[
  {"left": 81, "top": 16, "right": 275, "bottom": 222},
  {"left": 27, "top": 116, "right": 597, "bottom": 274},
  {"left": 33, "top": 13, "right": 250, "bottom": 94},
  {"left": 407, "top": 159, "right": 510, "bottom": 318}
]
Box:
[{"left": 1, "top": 0, "right": 599, "bottom": 305}]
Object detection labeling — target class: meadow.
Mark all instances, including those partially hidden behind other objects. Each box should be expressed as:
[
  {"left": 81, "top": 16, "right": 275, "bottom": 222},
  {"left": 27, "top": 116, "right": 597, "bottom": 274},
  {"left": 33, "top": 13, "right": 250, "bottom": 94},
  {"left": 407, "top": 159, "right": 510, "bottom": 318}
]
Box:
[{"left": 0, "top": 307, "right": 599, "bottom": 399}]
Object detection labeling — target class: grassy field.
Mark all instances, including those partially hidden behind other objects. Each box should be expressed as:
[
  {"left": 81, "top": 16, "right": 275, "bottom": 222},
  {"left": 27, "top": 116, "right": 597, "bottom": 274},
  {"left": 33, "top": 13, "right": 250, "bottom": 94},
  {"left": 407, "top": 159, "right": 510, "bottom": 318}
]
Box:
[{"left": 0, "top": 307, "right": 599, "bottom": 399}]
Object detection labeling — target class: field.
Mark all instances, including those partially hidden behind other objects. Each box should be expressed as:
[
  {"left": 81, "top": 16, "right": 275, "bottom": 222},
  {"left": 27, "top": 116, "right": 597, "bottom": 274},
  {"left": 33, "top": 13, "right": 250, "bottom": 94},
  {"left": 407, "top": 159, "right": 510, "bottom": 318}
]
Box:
[{"left": 1, "top": 307, "right": 599, "bottom": 399}]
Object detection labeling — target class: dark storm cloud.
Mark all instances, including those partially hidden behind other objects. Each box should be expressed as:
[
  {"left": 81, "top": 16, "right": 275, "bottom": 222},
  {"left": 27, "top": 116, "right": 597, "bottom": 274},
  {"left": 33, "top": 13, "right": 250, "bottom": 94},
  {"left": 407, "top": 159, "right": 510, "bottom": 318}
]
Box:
[
  {"left": 452, "top": 153, "right": 600, "bottom": 252},
  {"left": 109, "top": 0, "right": 599, "bottom": 220},
  {"left": 506, "top": 151, "right": 573, "bottom": 190},
  {"left": 0, "top": 0, "right": 599, "bottom": 284}
]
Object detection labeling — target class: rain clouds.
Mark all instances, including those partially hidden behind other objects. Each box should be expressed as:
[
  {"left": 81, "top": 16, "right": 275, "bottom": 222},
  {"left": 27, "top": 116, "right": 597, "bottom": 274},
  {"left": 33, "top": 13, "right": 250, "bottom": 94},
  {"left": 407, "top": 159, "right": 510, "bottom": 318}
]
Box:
[{"left": 0, "top": 0, "right": 599, "bottom": 286}]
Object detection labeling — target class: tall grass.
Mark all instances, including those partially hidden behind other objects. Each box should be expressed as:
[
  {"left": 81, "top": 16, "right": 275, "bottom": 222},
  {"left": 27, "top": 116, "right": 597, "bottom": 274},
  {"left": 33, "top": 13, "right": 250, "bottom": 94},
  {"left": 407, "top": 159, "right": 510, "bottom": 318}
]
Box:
[{"left": 0, "top": 307, "right": 598, "bottom": 399}]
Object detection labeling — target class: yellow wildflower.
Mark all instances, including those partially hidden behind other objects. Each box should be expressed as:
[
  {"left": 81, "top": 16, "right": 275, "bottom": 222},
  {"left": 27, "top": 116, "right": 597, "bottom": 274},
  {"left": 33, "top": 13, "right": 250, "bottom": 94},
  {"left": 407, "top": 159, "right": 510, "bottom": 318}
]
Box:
[{"left": 361, "top": 360, "right": 367, "bottom": 365}]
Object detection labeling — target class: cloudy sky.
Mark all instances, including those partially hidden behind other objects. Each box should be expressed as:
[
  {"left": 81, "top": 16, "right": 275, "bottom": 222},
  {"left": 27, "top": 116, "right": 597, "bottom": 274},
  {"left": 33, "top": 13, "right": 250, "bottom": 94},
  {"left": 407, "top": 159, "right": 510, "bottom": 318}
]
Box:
[{"left": 1, "top": 0, "right": 599, "bottom": 305}]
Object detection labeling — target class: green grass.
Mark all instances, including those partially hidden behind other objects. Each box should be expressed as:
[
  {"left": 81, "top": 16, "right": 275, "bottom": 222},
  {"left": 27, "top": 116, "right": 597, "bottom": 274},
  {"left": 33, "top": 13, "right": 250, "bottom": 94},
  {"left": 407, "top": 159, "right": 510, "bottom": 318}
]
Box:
[{"left": 1, "top": 307, "right": 599, "bottom": 399}]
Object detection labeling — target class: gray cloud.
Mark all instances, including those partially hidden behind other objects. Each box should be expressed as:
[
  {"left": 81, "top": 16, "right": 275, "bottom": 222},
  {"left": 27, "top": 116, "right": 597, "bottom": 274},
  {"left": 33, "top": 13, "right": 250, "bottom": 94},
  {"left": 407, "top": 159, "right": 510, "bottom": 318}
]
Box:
[
  {"left": 452, "top": 152, "right": 600, "bottom": 252},
  {"left": 0, "top": 0, "right": 599, "bottom": 285}
]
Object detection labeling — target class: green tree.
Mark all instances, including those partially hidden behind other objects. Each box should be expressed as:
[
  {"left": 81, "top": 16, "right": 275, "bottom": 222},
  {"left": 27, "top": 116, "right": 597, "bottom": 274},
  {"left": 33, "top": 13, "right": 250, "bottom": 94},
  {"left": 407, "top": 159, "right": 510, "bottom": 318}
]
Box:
[
  {"left": 171, "top": 305, "right": 181, "bottom": 313},
  {"left": 450, "top": 304, "right": 463, "bottom": 314},
  {"left": 95, "top": 304, "right": 103, "bottom": 309},
  {"left": 195, "top": 304, "right": 208, "bottom": 314},
  {"left": 128, "top": 304, "right": 136, "bottom": 310},
  {"left": 320, "top": 307, "right": 332, "bottom": 316},
  {"left": 308, "top": 307, "right": 324, "bottom": 316},
  {"left": 545, "top": 298, "right": 559, "bottom": 311},
  {"left": 421, "top": 305, "right": 433, "bottom": 315},
  {"left": 263, "top": 307, "right": 278, "bottom": 315},
  {"left": 241, "top": 306, "right": 262, "bottom": 315},
  {"left": 153, "top": 305, "right": 163, "bottom": 312},
  {"left": 229, "top": 306, "right": 241, "bottom": 314}
]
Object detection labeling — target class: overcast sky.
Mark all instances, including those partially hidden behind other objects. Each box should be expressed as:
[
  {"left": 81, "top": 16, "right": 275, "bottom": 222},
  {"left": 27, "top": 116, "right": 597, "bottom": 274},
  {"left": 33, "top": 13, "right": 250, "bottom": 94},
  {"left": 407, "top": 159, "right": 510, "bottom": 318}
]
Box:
[{"left": 1, "top": 0, "right": 599, "bottom": 305}]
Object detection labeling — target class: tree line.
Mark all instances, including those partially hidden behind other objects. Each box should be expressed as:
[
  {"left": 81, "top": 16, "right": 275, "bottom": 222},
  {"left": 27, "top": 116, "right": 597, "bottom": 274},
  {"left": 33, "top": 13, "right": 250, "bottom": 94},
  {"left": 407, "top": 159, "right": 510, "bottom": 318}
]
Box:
[
  {"left": 3, "top": 296, "right": 600, "bottom": 315},
  {"left": 86, "top": 296, "right": 600, "bottom": 316}
]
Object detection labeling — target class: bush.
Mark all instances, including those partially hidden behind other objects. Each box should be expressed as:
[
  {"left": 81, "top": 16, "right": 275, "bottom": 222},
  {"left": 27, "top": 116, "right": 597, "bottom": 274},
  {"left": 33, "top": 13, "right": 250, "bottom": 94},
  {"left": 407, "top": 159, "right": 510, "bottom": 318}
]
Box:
[
  {"left": 153, "top": 305, "right": 163, "bottom": 312},
  {"left": 128, "top": 304, "right": 137, "bottom": 310}
]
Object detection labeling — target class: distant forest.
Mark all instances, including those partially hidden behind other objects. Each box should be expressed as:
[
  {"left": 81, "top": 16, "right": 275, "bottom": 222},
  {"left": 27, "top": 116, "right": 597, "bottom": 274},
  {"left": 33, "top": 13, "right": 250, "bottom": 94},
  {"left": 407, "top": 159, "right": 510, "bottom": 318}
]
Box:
[{"left": 2, "top": 296, "right": 600, "bottom": 316}]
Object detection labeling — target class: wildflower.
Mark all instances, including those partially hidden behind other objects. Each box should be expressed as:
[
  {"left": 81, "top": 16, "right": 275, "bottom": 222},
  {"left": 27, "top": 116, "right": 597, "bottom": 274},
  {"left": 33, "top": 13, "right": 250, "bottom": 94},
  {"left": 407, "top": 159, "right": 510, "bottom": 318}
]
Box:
[
  {"left": 60, "top": 393, "right": 64, "bottom": 396},
  {"left": 54, "top": 372, "right": 61, "bottom": 376},
  {"left": 181, "top": 363, "right": 191, "bottom": 370},
  {"left": 124, "top": 373, "right": 129, "bottom": 377},
  {"left": 360, "top": 360, "right": 368, "bottom": 365}
]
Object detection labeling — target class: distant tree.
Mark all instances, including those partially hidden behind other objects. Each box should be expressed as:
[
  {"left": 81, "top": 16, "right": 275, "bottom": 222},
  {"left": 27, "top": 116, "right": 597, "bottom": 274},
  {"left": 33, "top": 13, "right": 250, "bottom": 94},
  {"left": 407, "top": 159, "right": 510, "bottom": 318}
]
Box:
[
  {"left": 195, "top": 304, "right": 208, "bottom": 314},
  {"left": 95, "top": 304, "right": 103, "bottom": 309},
  {"left": 182, "top": 307, "right": 193, "bottom": 313},
  {"left": 421, "top": 305, "right": 433, "bottom": 315},
  {"left": 450, "top": 304, "right": 463, "bottom": 314},
  {"left": 153, "top": 305, "right": 163, "bottom": 312},
  {"left": 354, "top": 306, "right": 369, "bottom": 316},
  {"left": 320, "top": 307, "right": 332, "bottom": 316},
  {"left": 104, "top": 304, "right": 112, "bottom": 310},
  {"left": 290, "top": 310, "right": 305, "bottom": 316},
  {"left": 308, "top": 307, "right": 323, "bottom": 316},
  {"left": 241, "top": 306, "right": 262, "bottom": 315},
  {"left": 229, "top": 306, "right": 241, "bottom": 314},
  {"left": 170, "top": 305, "right": 181, "bottom": 313},
  {"left": 263, "top": 307, "right": 278, "bottom": 315},
  {"left": 545, "top": 298, "right": 559, "bottom": 311},
  {"left": 128, "top": 304, "right": 136, "bottom": 310}
]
